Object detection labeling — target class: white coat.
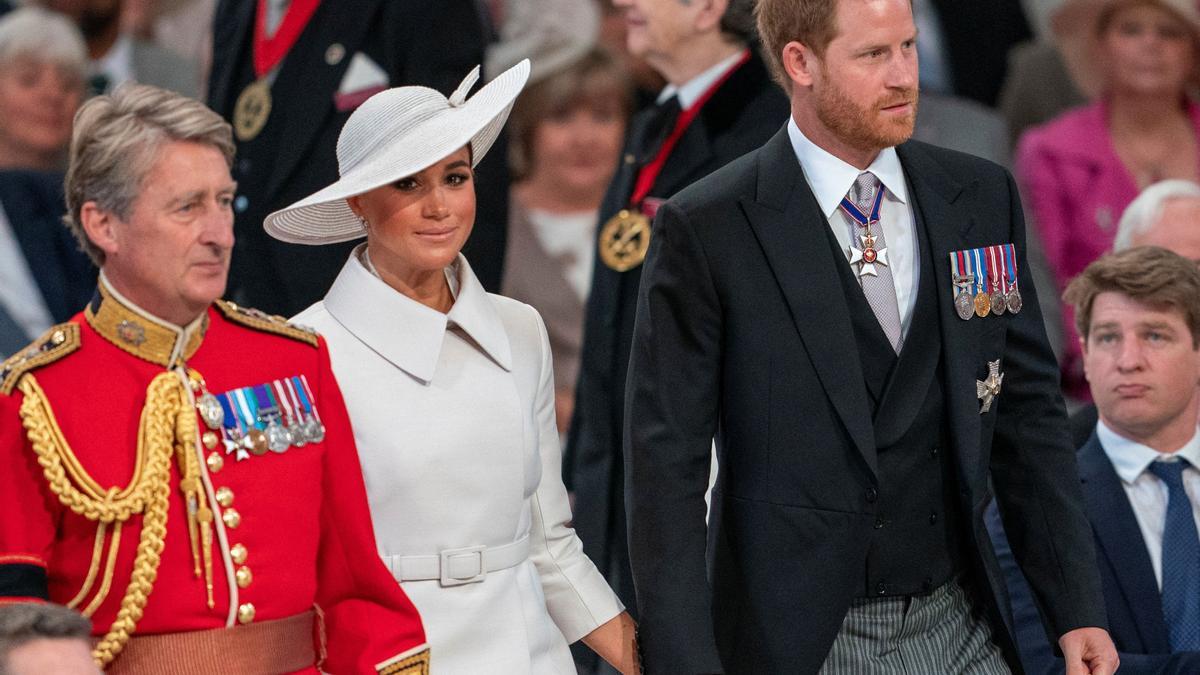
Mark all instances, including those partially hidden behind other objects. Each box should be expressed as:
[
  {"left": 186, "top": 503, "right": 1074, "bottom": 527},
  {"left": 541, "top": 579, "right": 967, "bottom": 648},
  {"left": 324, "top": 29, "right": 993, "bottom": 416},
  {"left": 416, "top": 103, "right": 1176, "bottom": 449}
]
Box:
[{"left": 294, "top": 247, "right": 623, "bottom": 673}]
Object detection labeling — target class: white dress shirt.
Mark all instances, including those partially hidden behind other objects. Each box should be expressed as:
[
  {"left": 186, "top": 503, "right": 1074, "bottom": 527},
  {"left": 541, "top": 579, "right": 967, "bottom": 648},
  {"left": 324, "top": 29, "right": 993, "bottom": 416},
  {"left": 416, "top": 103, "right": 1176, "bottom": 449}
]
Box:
[
  {"left": 92, "top": 34, "right": 134, "bottom": 93},
  {"left": 658, "top": 49, "right": 746, "bottom": 108},
  {"left": 787, "top": 118, "right": 920, "bottom": 338},
  {"left": 1097, "top": 420, "right": 1200, "bottom": 590},
  {"left": 0, "top": 200, "right": 54, "bottom": 342}
]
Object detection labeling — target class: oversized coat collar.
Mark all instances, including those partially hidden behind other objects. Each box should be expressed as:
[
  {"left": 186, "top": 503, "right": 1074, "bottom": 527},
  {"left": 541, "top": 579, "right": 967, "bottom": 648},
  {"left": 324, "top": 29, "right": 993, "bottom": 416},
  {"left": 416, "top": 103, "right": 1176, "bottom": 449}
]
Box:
[{"left": 323, "top": 248, "right": 513, "bottom": 383}]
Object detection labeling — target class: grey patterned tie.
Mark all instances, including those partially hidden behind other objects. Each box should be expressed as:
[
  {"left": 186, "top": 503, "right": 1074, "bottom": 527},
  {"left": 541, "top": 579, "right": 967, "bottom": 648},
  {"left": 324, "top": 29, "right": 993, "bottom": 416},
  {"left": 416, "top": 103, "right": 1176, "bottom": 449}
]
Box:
[{"left": 847, "top": 172, "right": 903, "bottom": 352}]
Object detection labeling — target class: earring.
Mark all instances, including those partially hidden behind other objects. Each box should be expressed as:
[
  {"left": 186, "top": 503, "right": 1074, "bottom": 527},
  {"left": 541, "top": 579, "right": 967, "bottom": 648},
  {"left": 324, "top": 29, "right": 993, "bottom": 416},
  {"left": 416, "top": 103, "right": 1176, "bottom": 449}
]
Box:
[{"left": 359, "top": 216, "right": 369, "bottom": 229}]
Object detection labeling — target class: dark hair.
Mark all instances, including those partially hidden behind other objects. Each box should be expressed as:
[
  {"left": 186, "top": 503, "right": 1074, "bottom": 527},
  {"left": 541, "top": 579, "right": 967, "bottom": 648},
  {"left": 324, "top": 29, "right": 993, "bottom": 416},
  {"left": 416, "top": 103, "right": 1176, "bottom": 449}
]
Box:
[
  {"left": 1064, "top": 245, "right": 1200, "bottom": 347},
  {"left": 508, "top": 47, "right": 633, "bottom": 182},
  {"left": 0, "top": 603, "right": 93, "bottom": 673},
  {"left": 721, "top": 0, "right": 759, "bottom": 43}
]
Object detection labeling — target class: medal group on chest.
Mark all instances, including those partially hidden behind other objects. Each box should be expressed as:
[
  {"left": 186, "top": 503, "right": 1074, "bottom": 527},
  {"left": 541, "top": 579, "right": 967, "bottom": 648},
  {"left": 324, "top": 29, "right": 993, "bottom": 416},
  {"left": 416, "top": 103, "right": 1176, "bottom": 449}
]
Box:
[
  {"left": 194, "top": 374, "right": 325, "bottom": 461},
  {"left": 950, "top": 244, "right": 1023, "bottom": 321}
]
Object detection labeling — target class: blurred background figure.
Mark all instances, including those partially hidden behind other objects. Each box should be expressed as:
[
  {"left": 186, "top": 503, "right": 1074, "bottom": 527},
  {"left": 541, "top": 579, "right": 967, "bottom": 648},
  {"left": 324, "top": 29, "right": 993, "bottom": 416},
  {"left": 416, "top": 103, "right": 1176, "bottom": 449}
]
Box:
[
  {"left": 1000, "top": 0, "right": 1091, "bottom": 147},
  {"left": 0, "top": 6, "right": 84, "bottom": 172},
  {"left": 1017, "top": 0, "right": 1200, "bottom": 401},
  {"left": 595, "top": 0, "right": 662, "bottom": 108},
  {"left": 910, "top": 0, "right": 1033, "bottom": 106},
  {"left": 502, "top": 46, "right": 632, "bottom": 439},
  {"left": 0, "top": 6, "right": 94, "bottom": 360},
  {"left": 121, "top": 0, "right": 217, "bottom": 93},
  {"left": 34, "top": 0, "right": 197, "bottom": 98},
  {"left": 207, "top": 0, "right": 502, "bottom": 316},
  {"left": 0, "top": 603, "right": 101, "bottom": 675}
]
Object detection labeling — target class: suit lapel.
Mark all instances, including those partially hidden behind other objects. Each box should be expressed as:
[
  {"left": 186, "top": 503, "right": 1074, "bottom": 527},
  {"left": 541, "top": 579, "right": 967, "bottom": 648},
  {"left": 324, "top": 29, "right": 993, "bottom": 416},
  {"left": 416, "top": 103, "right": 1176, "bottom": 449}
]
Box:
[
  {"left": 0, "top": 174, "right": 67, "bottom": 321},
  {"left": 653, "top": 119, "right": 713, "bottom": 197},
  {"left": 1079, "top": 434, "right": 1171, "bottom": 652},
  {"left": 741, "top": 128, "right": 876, "bottom": 475},
  {"left": 896, "top": 142, "right": 990, "bottom": 489},
  {"left": 262, "top": 0, "right": 381, "bottom": 201}
]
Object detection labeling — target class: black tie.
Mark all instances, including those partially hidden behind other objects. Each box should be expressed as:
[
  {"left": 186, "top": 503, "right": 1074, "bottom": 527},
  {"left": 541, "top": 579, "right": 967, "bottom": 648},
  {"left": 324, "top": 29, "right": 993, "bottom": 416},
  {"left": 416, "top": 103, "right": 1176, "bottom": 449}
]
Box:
[{"left": 634, "top": 95, "right": 682, "bottom": 165}]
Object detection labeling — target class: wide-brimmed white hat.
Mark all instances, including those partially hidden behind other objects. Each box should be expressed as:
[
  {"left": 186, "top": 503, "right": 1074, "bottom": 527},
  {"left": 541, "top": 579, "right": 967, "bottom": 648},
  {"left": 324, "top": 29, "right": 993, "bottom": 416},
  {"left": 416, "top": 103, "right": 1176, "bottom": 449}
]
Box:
[{"left": 265, "top": 59, "right": 531, "bottom": 244}]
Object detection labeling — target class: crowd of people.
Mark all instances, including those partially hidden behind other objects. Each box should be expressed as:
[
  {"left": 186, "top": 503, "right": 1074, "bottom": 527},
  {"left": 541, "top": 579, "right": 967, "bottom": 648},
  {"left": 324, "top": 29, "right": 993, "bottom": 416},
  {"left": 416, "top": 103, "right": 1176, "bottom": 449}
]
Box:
[{"left": 1, "top": 0, "right": 1200, "bottom": 673}]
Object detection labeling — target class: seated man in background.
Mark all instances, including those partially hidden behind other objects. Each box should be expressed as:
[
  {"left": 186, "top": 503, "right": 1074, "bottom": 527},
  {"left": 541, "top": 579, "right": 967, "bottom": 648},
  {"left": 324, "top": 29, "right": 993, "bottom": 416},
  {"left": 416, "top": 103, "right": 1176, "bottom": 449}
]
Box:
[
  {"left": 0, "top": 603, "right": 100, "bottom": 674},
  {"left": 995, "top": 246, "right": 1200, "bottom": 674},
  {"left": 1069, "top": 180, "right": 1200, "bottom": 448}
]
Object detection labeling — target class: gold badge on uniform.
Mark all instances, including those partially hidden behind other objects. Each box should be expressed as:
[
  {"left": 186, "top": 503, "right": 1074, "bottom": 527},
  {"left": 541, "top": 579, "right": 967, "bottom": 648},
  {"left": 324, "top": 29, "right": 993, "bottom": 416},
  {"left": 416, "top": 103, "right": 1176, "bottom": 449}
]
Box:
[
  {"left": 233, "top": 79, "right": 272, "bottom": 142},
  {"left": 599, "top": 209, "right": 651, "bottom": 272}
]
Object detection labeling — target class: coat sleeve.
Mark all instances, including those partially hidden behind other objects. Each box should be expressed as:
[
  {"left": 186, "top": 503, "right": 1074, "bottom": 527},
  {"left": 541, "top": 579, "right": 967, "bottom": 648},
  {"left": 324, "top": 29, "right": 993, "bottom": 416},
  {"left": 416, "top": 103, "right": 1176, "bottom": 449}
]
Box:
[
  {"left": 624, "top": 201, "right": 725, "bottom": 673},
  {"left": 988, "top": 170, "right": 1108, "bottom": 642},
  {"left": 525, "top": 308, "right": 624, "bottom": 642},
  {"left": 311, "top": 339, "right": 430, "bottom": 674},
  {"left": 0, "top": 389, "right": 55, "bottom": 604}
]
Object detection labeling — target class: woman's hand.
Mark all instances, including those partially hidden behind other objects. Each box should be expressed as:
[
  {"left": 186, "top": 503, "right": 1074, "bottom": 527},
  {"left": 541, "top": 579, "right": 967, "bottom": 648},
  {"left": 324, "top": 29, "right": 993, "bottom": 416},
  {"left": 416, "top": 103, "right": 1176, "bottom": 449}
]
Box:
[{"left": 581, "top": 611, "right": 640, "bottom": 674}]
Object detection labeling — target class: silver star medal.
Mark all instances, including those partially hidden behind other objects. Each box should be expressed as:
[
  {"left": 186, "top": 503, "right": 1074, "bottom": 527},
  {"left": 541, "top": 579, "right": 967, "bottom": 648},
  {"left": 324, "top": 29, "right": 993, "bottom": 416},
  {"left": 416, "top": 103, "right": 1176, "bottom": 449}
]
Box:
[
  {"left": 849, "top": 232, "right": 889, "bottom": 277},
  {"left": 976, "top": 360, "right": 1004, "bottom": 414}
]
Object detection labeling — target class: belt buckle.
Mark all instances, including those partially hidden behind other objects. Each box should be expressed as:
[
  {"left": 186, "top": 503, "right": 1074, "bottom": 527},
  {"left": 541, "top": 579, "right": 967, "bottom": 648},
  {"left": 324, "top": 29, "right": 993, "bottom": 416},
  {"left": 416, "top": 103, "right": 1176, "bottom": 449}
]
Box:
[{"left": 439, "top": 545, "right": 487, "bottom": 587}]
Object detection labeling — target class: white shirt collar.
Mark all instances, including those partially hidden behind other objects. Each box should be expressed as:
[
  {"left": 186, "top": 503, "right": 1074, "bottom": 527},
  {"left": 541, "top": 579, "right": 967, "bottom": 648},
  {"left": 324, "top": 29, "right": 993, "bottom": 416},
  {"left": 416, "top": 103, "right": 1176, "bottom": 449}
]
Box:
[
  {"left": 93, "top": 34, "right": 134, "bottom": 88},
  {"left": 1097, "top": 419, "right": 1200, "bottom": 484},
  {"left": 657, "top": 49, "right": 745, "bottom": 110},
  {"left": 324, "top": 245, "right": 512, "bottom": 383},
  {"left": 786, "top": 116, "right": 909, "bottom": 219}
]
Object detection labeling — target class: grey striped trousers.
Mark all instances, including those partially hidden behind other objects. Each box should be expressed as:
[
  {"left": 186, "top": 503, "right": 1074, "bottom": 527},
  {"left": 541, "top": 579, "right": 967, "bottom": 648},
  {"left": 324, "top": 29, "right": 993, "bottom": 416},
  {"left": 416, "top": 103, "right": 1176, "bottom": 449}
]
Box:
[{"left": 819, "top": 578, "right": 1010, "bottom": 675}]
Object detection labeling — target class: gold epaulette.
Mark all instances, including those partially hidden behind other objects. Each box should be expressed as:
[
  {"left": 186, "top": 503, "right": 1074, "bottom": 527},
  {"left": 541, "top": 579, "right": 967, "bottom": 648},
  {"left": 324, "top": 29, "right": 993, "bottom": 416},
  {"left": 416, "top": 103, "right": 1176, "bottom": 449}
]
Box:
[
  {"left": 1, "top": 323, "right": 81, "bottom": 395},
  {"left": 214, "top": 300, "right": 319, "bottom": 348},
  {"left": 377, "top": 647, "right": 430, "bottom": 675}
]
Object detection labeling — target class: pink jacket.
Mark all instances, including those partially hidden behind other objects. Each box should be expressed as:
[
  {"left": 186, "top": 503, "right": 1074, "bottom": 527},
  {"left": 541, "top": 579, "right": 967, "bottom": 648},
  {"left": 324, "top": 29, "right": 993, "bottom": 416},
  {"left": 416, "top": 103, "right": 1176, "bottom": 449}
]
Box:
[{"left": 1016, "top": 99, "right": 1200, "bottom": 397}]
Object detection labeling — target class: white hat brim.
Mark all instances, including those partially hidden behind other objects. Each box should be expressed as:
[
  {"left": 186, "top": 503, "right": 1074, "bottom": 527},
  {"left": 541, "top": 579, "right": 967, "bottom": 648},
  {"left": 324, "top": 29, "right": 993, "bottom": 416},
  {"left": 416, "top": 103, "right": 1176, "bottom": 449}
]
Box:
[{"left": 264, "top": 59, "right": 531, "bottom": 245}]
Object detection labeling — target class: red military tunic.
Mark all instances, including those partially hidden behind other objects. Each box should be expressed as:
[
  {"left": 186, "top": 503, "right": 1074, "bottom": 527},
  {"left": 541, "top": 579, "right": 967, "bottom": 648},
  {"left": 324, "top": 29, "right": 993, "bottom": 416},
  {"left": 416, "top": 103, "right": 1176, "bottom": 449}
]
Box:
[{"left": 0, "top": 279, "right": 428, "bottom": 674}]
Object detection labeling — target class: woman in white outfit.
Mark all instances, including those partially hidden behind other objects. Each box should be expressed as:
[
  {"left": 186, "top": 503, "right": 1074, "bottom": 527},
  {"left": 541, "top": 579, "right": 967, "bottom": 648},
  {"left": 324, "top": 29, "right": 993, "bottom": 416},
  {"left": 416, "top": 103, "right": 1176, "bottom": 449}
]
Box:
[{"left": 263, "top": 60, "right": 637, "bottom": 674}]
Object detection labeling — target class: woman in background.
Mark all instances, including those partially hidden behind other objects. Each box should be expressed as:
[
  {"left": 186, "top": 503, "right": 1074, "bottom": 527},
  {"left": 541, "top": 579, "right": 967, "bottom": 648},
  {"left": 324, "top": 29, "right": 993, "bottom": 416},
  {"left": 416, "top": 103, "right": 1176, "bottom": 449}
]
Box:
[
  {"left": 503, "top": 47, "right": 632, "bottom": 437},
  {"left": 1017, "top": 0, "right": 1200, "bottom": 399},
  {"left": 0, "top": 7, "right": 85, "bottom": 171}
]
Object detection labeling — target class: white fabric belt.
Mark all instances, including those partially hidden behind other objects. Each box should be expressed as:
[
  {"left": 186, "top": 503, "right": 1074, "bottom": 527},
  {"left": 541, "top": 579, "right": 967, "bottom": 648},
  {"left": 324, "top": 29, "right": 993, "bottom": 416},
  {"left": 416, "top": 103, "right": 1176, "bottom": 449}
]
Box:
[{"left": 383, "top": 535, "right": 530, "bottom": 586}]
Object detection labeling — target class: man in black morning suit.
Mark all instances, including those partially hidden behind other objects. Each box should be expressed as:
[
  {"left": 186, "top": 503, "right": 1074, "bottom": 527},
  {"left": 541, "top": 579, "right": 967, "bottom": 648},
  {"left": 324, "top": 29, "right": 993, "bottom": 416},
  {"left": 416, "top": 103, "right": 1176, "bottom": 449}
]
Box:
[
  {"left": 208, "top": 0, "right": 504, "bottom": 315},
  {"left": 623, "top": 0, "right": 1118, "bottom": 673},
  {"left": 564, "top": 0, "right": 788, "bottom": 635}
]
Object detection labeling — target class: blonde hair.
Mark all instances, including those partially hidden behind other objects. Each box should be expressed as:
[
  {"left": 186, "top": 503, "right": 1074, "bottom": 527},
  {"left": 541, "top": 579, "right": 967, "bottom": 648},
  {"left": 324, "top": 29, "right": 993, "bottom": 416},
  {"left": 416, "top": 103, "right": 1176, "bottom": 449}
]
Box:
[{"left": 64, "top": 84, "right": 235, "bottom": 266}]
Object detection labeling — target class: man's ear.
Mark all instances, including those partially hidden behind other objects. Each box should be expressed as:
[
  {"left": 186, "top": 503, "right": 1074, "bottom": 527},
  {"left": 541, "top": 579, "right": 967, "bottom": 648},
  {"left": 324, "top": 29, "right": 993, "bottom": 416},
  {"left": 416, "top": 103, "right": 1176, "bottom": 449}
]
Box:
[
  {"left": 694, "top": 0, "right": 729, "bottom": 33},
  {"left": 80, "top": 201, "right": 120, "bottom": 259},
  {"left": 1079, "top": 335, "right": 1092, "bottom": 382},
  {"left": 782, "top": 41, "right": 818, "bottom": 88}
]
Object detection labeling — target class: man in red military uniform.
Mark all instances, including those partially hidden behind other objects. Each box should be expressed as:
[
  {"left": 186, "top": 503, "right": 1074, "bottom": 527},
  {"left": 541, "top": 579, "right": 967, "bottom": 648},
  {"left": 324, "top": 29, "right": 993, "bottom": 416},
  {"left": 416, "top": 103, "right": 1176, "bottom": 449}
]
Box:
[{"left": 0, "top": 83, "right": 428, "bottom": 674}]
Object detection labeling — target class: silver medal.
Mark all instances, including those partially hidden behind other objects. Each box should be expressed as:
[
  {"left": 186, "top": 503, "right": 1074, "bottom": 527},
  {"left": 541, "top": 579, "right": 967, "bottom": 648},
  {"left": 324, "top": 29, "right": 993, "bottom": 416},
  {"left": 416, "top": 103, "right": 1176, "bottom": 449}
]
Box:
[
  {"left": 265, "top": 417, "right": 291, "bottom": 453},
  {"left": 1006, "top": 286, "right": 1023, "bottom": 314},
  {"left": 954, "top": 290, "right": 974, "bottom": 321},
  {"left": 303, "top": 413, "right": 325, "bottom": 444},
  {"left": 197, "top": 393, "right": 224, "bottom": 430}
]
